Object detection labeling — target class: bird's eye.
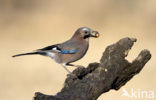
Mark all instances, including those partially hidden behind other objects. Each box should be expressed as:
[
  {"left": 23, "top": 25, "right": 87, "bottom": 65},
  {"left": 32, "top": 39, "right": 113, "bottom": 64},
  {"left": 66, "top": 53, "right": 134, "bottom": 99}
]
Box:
[{"left": 84, "top": 31, "right": 88, "bottom": 34}]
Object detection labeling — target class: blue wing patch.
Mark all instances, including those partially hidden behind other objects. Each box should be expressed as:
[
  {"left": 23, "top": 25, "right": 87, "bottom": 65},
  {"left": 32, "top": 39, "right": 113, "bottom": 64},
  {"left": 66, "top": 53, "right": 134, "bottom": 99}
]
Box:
[{"left": 61, "top": 49, "right": 78, "bottom": 54}]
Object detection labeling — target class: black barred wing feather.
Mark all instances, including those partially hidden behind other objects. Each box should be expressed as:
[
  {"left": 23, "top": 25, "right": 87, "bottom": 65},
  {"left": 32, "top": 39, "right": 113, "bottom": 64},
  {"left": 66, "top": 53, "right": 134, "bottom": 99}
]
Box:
[
  {"left": 36, "top": 44, "right": 78, "bottom": 54},
  {"left": 36, "top": 44, "right": 61, "bottom": 52}
]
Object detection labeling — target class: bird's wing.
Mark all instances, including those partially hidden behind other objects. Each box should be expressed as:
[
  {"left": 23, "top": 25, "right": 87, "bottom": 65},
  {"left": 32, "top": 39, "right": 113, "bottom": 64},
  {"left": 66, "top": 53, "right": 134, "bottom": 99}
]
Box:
[
  {"left": 36, "top": 44, "right": 78, "bottom": 54},
  {"left": 36, "top": 44, "right": 61, "bottom": 52}
]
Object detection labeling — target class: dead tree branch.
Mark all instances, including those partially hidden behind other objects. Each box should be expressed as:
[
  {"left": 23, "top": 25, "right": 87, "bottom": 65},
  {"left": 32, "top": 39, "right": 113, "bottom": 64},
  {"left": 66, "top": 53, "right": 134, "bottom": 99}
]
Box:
[{"left": 34, "top": 37, "right": 151, "bottom": 100}]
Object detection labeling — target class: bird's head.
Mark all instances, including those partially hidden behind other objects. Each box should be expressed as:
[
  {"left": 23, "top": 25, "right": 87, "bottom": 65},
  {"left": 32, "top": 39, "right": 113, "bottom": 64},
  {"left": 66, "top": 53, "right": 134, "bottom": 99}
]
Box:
[{"left": 72, "top": 27, "right": 99, "bottom": 41}]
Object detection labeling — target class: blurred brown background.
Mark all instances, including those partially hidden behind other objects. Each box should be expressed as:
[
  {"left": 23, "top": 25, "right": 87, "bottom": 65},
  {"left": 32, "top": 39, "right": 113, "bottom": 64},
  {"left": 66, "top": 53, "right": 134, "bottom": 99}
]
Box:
[{"left": 0, "top": 0, "right": 155, "bottom": 100}]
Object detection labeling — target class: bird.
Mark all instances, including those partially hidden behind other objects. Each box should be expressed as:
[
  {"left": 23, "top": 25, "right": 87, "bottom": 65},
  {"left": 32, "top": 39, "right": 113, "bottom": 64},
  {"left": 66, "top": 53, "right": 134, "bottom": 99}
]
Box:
[{"left": 12, "top": 27, "right": 99, "bottom": 75}]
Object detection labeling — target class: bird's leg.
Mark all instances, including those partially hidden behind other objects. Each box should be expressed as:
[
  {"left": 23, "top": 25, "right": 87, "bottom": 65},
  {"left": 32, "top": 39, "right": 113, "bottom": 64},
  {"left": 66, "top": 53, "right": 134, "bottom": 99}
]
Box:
[
  {"left": 66, "top": 63, "right": 75, "bottom": 66},
  {"left": 66, "top": 63, "right": 82, "bottom": 68},
  {"left": 62, "top": 64, "right": 77, "bottom": 78},
  {"left": 62, "top": 65, "right": 72, "bottom": 74}
]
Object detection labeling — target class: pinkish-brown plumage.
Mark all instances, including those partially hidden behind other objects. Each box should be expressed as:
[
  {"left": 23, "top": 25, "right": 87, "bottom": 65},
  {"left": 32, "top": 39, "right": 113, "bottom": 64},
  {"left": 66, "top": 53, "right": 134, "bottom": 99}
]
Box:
[{"left": 12, "top": 27, "right": 99, "bottom": 74}]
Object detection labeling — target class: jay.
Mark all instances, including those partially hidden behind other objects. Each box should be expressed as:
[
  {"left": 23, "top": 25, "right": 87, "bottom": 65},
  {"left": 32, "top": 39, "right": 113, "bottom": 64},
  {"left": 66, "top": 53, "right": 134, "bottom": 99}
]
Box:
[{"left": 12, "top": 27, "right": 99, "bottom": 74}]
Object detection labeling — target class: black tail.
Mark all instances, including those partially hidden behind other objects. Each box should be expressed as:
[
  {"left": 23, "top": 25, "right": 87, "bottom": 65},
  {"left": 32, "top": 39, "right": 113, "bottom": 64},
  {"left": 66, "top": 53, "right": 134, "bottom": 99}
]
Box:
[{"left": 12, "top": 52, "right": 46, "bottom": 57}]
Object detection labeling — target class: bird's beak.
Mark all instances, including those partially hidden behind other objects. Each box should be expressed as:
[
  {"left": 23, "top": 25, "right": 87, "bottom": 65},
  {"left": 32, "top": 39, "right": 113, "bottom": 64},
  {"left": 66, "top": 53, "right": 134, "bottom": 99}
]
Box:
[{"left": 90, "top": 31, "right": 100, "bottom": 38}]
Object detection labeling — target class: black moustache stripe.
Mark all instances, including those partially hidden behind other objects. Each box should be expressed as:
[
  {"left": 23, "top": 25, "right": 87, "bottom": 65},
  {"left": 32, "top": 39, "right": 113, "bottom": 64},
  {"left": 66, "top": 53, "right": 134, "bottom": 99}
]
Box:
[{"left": 84, "top": 35, "right": 90, "bottom": 39}]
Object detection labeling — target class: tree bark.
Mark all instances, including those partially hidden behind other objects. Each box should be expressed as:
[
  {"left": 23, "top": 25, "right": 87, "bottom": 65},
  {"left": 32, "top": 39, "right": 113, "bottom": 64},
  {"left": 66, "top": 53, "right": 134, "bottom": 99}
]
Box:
[{"left": 34, "top": 37, "right": 151, "bottom": 100}]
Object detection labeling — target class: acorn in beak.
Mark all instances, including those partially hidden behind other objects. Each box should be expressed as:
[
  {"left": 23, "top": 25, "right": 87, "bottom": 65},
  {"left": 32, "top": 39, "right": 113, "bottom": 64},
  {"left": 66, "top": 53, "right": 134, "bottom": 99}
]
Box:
[{"left": 90, "top": 31, "right": 100, "bottom": 38}]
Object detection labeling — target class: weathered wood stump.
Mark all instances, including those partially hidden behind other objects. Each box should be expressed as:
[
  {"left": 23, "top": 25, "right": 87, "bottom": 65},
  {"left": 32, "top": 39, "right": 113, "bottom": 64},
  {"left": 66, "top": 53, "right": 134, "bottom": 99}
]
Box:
[{"left": 34, "top": 37, "right": 151, "bottom": 100}]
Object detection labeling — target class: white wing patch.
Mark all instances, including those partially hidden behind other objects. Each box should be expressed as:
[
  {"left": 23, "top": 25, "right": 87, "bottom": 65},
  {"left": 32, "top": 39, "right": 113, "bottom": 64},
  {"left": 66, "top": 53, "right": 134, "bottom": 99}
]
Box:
[
  {"left": 52, "top": 47, "right": 61, "bottom": 52},
  {"left": 47, "top": 52, "right": 55, "bottom": 58}
]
